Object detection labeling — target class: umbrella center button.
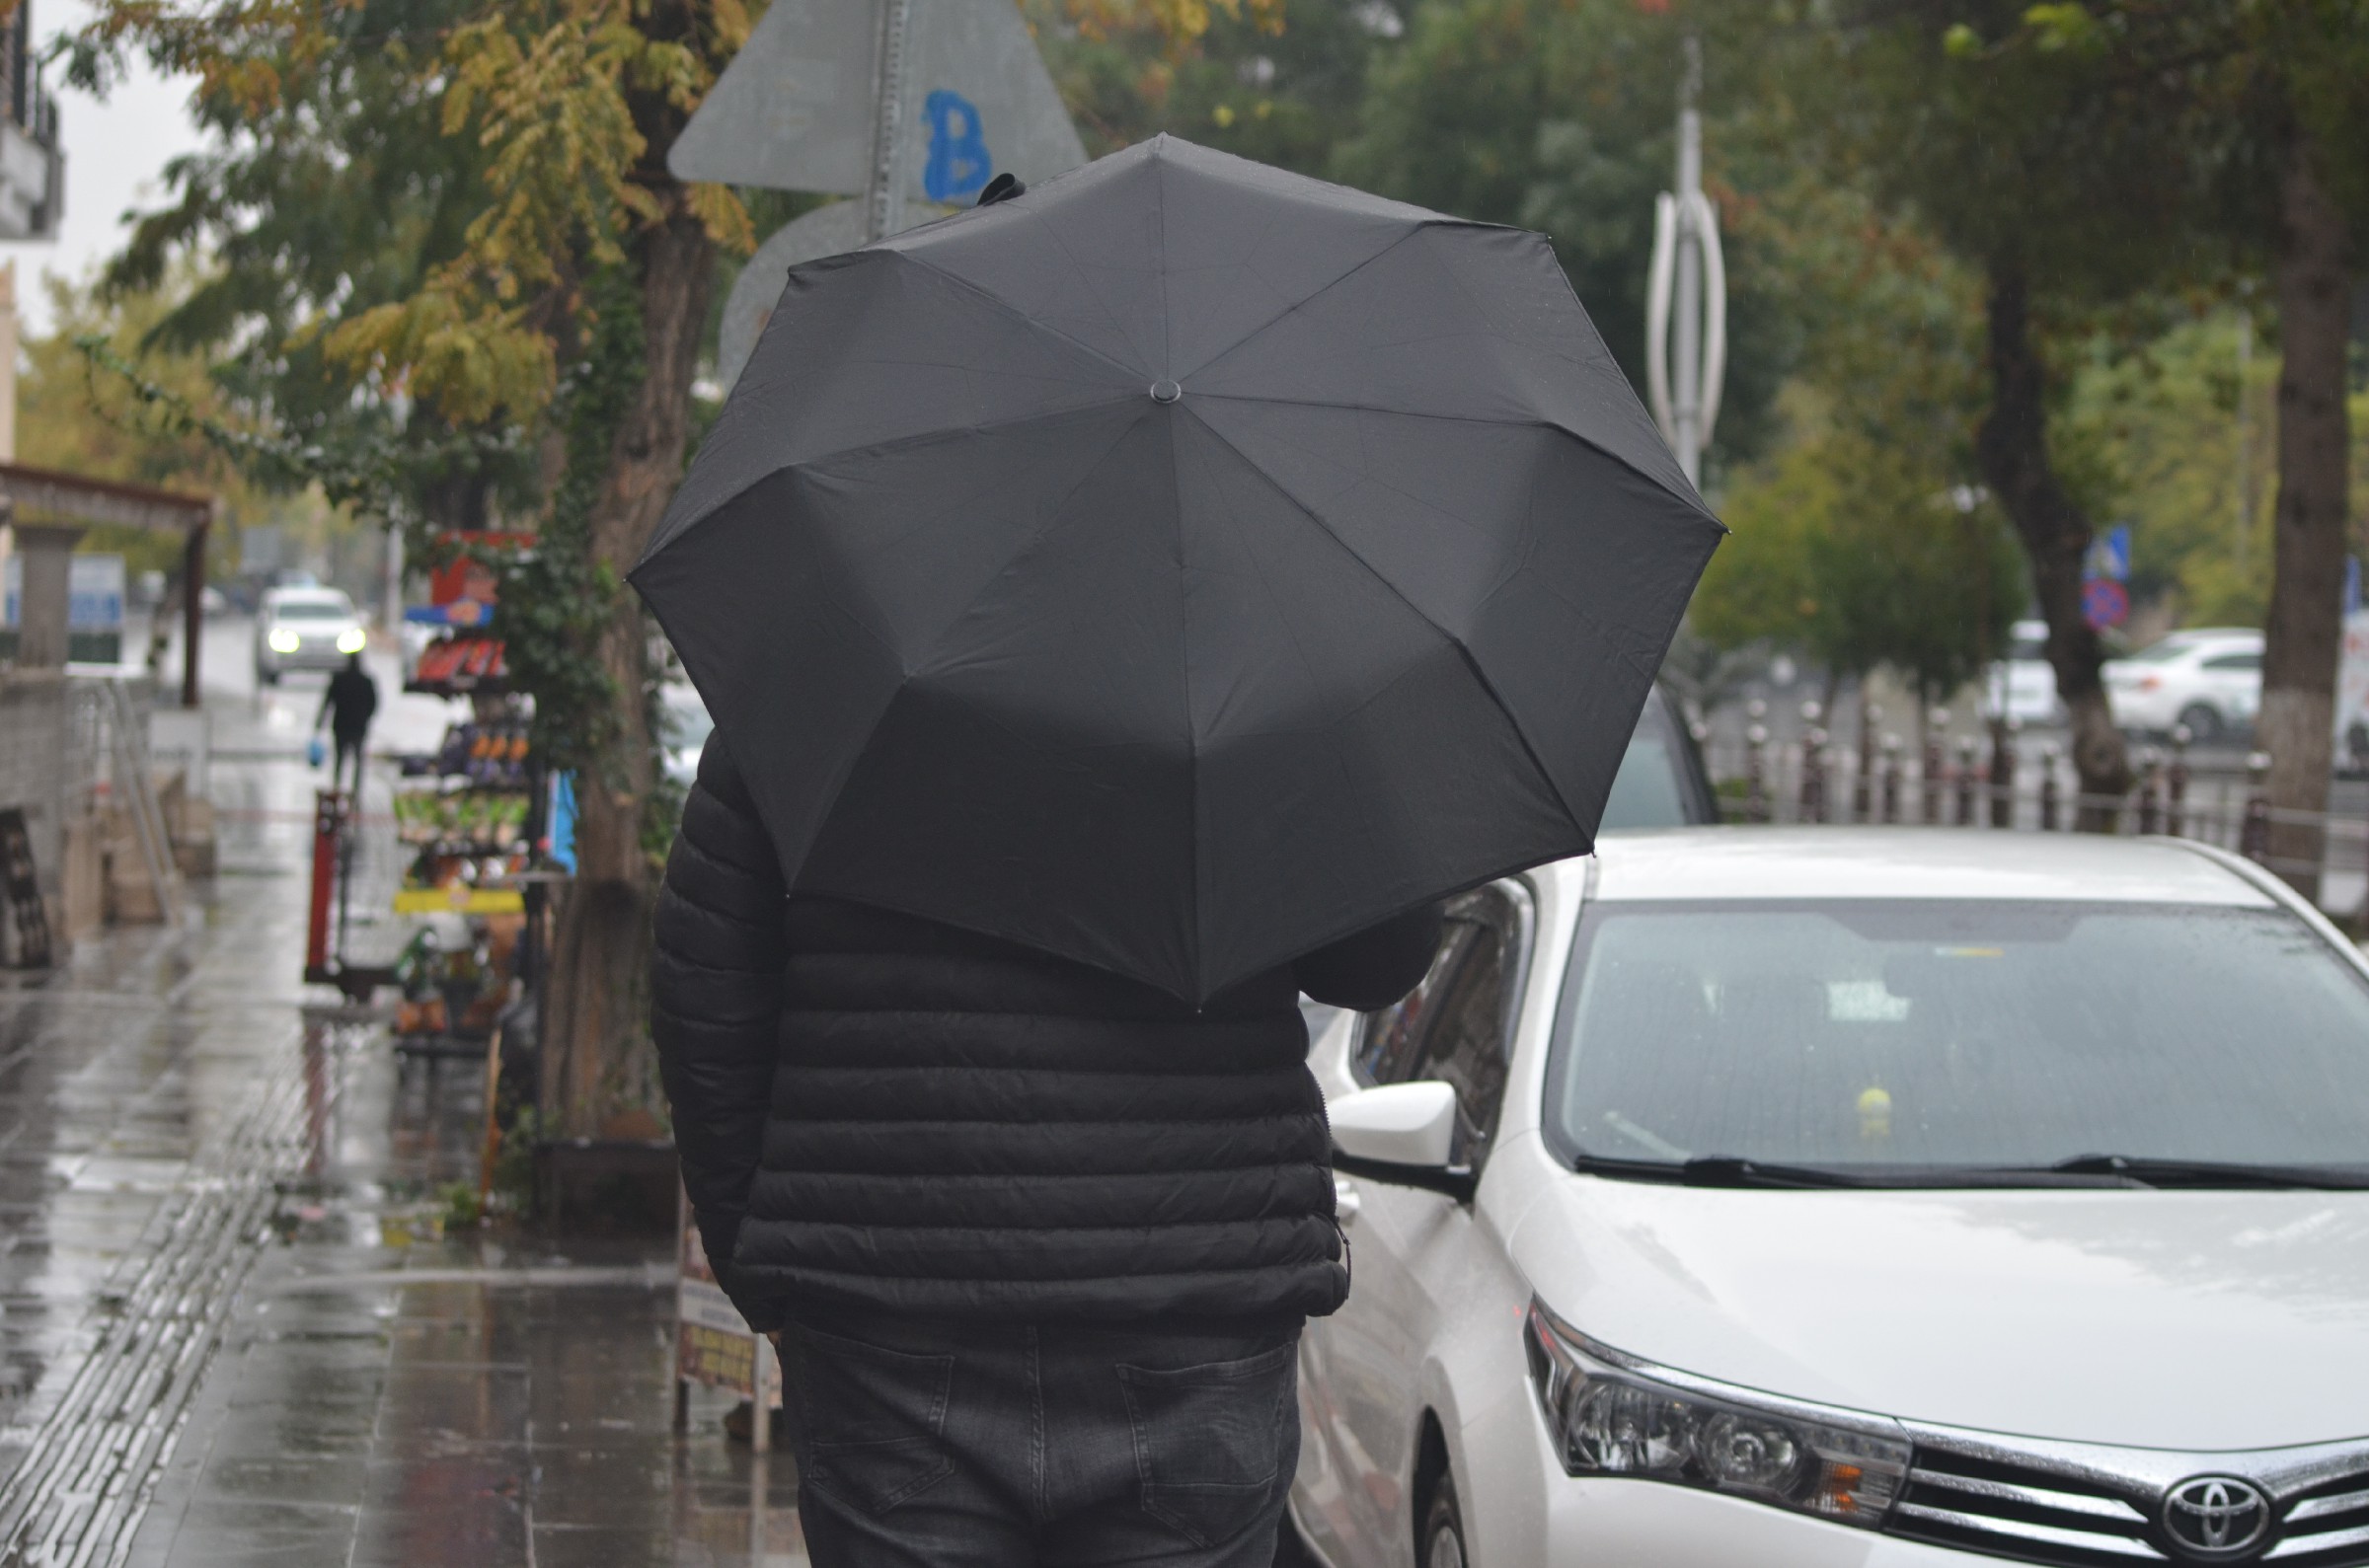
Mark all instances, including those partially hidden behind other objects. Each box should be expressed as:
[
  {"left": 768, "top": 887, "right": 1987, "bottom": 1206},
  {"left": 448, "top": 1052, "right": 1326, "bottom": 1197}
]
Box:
[{"left": 1150, "top": 378, "right": 1183, "bottom": 404}]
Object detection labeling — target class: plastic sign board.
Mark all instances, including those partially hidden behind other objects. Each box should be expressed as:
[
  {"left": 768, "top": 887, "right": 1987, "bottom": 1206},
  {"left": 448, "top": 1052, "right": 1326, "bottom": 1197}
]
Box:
[
  {"left": 2336, "top": 610, "right": 2369, "bottom": 760},
  {"left": 668, "top": 0, "right": 1086, "bottom": 211},
  {"left": 675, "top": 1188, "right": 780, "bottom": 1407},
  {"left": 4, "top": 554, "right": 125, "bottom": 662},
  {"left": 68, "top": 556, "right": 124, "bottom": 632}
]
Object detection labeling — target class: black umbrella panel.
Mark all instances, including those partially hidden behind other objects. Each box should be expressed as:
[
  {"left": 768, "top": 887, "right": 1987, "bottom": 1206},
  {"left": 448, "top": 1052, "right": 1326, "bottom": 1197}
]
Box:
[{"left": 633, "top": 135, "right": 1723, "bottom": 1003}]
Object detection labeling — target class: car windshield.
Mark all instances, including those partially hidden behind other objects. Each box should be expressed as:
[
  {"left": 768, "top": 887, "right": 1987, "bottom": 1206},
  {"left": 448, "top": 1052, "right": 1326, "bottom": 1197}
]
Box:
[
  {"left": 1545, "top": 900, "right": 2369, "bottom": 1176},
  {"left": 272, "top": 599, "right": 352, "bottom": 621}
]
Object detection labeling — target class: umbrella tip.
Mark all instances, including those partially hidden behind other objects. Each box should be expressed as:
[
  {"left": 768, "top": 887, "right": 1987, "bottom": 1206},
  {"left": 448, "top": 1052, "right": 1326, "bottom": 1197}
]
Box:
[
  {"left": 1150, "top": 378, "right": 1182, "bottom": 405},
  {"left": 975, "top": 173, "right": 1027, "bottom": 207}
]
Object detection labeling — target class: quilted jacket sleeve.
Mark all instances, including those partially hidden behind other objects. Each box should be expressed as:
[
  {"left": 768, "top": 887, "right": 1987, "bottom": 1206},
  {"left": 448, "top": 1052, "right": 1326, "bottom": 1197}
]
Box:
[{"left": 651, "top": 732, "right": 786, "bottom": 1295}]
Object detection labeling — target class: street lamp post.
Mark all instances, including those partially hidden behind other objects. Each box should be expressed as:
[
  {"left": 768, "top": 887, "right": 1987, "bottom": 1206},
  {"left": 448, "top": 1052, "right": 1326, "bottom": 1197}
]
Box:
[{"left": 1645, "top": 34, "right": 1725, "bottom": 489}]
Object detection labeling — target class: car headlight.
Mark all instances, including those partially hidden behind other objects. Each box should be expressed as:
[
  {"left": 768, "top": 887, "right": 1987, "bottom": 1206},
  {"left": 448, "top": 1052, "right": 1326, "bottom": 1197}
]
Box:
[
  {"left": 1524, "top": 1301, "right": 1909, "bottom": 1528},
  {"left": 336, "top": 628, "right": 368, "bottom": 654},
  {"left": 267, "top": 629, "right": 301, "bottom": 653}
]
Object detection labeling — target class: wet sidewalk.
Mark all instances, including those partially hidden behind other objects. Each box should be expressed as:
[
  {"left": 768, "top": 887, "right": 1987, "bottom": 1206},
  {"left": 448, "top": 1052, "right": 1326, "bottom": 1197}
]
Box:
[{"left": 0, "top": 827, "right": 804, "bottom": 1565}]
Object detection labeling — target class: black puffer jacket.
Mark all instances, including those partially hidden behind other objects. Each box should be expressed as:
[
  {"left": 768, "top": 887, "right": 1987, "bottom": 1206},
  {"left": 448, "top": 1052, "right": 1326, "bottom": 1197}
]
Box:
[{"left": 652, "top": 735, "right": 1439, "bottom": 1331}]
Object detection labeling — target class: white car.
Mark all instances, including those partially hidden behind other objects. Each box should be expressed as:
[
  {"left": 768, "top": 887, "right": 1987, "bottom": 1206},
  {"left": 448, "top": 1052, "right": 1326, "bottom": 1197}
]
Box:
[
  {"left": 254, "top": 586, "right": 366, "bottom": 683},
  {"left": 1293, "top": 828, "right": 2369, "bottom": 1568},
  {"left": 2102, "top": 628, "right": 2261, "bottom": 742},
  {"left": 1982, "top": 619, "right": 2063, "bottom": 726}
]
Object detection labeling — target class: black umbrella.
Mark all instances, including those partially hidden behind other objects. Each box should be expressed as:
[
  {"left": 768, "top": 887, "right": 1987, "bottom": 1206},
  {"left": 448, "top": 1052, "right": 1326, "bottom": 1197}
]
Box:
[{"left": 633, "top": 135, "right": 1722, "bottom": 1002}]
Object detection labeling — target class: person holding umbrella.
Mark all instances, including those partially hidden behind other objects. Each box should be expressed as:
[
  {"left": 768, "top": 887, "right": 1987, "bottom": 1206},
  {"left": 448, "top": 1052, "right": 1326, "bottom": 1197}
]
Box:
[{"left": 640, "top": 138, "right": 1720, "bottom": 1566}]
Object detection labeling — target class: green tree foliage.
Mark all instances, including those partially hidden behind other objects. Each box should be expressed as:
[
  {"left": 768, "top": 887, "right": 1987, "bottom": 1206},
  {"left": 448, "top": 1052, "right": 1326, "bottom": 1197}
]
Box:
[
  {"left": 1765, "top": 1, "right": 2239, "bottom": 811},
  {"left": 1706, "top": 411, "right": 2022, "bottom": 706},
  {"left": 1033, "top": 0, "right": 1368, "bottom": 172},
  {"left": 1692, "top": 194, "right": 2020, "bottom": 705},
  {"left": 1967, "top": 0, "right": 2369, "bottom": 878},
  {"left": 69, "top": 0, "right": 759, "bottom": 1138},
  {"left": 18, "top": 269, "right": 328, "bottom": 581},
  {"left": 2061, "top": 314, "right": 2275, "bottom": 628},
  {"left": 1337, "top": 0, "right": 1790, "bottom": 468},
  {"left": 63, "top": 0, "right": 539, "bottom": 543}
]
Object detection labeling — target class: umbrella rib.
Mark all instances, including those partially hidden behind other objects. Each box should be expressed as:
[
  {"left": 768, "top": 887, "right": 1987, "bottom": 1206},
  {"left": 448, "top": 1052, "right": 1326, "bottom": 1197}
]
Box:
[
  {"left": 663, "top": 396, "right": 1148, "bottom": 554},
  {"left": 781, "top": 405, "right": 1157, "bottom": 903},
  {"left": 1160, "top": 396, "right": 1201, "bottom": 991},
  {"left": 1185, "top": 392, "right": 1720, "bottom": 521},
  {"left": 1179, "top": 406, "right": 1590, "bottom": 835},
  {"left": 886, "top": 249, "right": 1148, "bottom": 386},
  {"left": 1174, "top": 219, "right": 1490, "bottom": 384},
  {"left": 873, "top": 401, "right": 1157, "bottom": 686}
]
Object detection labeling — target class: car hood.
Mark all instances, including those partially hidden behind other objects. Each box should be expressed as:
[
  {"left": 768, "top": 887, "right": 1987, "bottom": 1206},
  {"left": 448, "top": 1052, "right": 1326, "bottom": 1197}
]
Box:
[{"left": 1509, "top": 1173, "right": 2369, "bottom": 1451}]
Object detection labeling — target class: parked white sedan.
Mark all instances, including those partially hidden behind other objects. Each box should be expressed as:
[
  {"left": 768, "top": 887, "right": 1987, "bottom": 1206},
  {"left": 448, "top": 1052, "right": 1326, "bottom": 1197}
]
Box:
[
  {"left": 1294, "top": 827, "right": 2369, "bottom": 1568},
  {"left": 2102, "top": 627, "right": 2261, "bottom": 741}
]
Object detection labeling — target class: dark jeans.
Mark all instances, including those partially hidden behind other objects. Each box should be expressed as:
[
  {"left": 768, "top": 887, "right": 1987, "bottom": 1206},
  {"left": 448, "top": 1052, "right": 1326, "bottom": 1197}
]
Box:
[
  {"left": 786, "top": 1311, "right": 1301, "bottom": 1568},
  {"left": 330, "top": 734, "right": 365, "bottom": 795}
]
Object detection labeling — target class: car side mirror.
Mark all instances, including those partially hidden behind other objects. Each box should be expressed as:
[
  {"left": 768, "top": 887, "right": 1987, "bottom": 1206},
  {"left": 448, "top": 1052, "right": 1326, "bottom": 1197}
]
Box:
[{"left": 1331, "top": 1081, "right": 1476, "bottom": 1201}]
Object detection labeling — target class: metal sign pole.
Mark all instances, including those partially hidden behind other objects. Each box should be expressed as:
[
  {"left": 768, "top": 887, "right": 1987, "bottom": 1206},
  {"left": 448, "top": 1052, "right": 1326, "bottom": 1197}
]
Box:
[{"left": 865, "top": 0, "right": 915, "bottom": 243}]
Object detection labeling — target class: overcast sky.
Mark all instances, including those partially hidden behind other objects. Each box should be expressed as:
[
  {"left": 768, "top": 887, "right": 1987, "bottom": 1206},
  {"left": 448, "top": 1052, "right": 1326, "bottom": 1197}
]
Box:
[{"left": 0, "top": 0, "right": 207, "bottom": 338}]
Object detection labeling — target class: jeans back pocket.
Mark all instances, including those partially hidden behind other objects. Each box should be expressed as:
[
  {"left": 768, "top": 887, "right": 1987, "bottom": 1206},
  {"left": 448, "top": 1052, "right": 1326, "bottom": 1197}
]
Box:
[
  {"left": 1116, "top": 1340, "right": 1299, "bottom": 1548},
  {"left": 790, "top": 1321, "right": 957, "bottom": 1517}
]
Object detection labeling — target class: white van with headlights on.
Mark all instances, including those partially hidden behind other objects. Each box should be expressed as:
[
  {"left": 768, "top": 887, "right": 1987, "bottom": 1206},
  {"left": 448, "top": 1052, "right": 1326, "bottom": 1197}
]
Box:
[{"left": 1292, "top": 828, "right": 2369, "bottom": 1568}]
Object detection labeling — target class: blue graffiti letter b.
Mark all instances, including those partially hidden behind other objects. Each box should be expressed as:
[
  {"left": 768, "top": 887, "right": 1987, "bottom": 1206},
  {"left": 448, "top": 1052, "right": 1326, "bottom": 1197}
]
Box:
[{"left": 922, "top": 90, "right": 992, "bottom": 203}]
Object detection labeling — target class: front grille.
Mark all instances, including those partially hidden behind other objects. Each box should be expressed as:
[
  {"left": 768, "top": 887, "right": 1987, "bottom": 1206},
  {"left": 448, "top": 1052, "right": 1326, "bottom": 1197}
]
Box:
[
  {"left": 2267, "top": 1475, "right": 2369, "bottom": 1563},
  {"left": 1892, "top": 1448, "right": 2163, "bottom": 1565},
  {"left": 1883, "top": 1437, "right": 2369, "bottom": 1568}
]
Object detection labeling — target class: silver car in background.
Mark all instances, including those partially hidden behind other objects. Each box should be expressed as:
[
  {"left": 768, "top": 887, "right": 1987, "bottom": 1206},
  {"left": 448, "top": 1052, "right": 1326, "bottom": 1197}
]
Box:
[{"left": 254, "top": 586, "right": 367, "bottom": 683}]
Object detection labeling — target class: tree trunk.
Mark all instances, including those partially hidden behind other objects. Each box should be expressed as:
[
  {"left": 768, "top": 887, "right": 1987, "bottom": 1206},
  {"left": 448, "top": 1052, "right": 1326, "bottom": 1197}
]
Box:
[
  {"left": 2258, "top": 135, "right": 2352, "bottom": 904},
  {"left": 1975, "top": 262, "right": 2132, "bottom": 826},
  {"left": 541, "top": 36, "right": 719, "bottom": 1138}
]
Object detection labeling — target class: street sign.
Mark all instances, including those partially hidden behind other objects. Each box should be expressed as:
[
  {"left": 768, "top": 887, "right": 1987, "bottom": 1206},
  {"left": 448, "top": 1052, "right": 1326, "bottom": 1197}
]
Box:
[
  {"left": 717, "top": 201, "right": 869, "bottom": 392},
  {"left": 668, "top": 0, "right": 1086, "bottom": 219},
  {"left": 2081, "top": 576, "right": 2129, "bottom": 631},
  {"left": 2084, "top": 523, "right": 2131, "bottom": 583},
  {"left": 2, "top": 553, "right": 122, "bottom": 662}
]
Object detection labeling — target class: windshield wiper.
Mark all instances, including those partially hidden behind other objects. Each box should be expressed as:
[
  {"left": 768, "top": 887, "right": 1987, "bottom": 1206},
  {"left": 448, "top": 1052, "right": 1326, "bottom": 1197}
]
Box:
[
  {"left": 1677, "top": 1156, "right": 1882, "bottom": 1188},
  {"left": 1573, "top": 1154, "right": 1958, "bottom": 1189},
  {"left": 1570, "top": 1153, "right": 2146, "bottom": 1190},
  {"left": 2043, "top": 1154, "right": 2369, "bottom": 1190}
]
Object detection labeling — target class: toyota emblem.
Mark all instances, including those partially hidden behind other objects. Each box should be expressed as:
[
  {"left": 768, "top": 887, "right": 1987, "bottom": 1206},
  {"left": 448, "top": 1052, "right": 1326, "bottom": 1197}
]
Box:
[{"left": 2163, "top": 1475, "right": 2271, "bottom": 1560}]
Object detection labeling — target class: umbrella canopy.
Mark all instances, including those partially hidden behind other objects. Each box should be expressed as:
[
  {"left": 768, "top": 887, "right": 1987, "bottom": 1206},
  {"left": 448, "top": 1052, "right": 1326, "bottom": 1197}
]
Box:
[{"left": 633, "top": 135, "right": 1723, "bottom": 1003}]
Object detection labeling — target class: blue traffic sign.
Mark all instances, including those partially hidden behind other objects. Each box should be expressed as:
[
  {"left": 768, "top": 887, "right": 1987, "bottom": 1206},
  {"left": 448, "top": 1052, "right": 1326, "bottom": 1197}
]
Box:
[{"left": 2084, "top": 524, "right": 2131, "bottom": 583}]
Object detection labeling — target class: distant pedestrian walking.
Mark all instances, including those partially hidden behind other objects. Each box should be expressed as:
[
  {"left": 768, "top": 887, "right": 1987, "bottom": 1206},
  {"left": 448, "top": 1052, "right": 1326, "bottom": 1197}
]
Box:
[{"left": 316, "top": 651, "right": 377, "bottom": 795}]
